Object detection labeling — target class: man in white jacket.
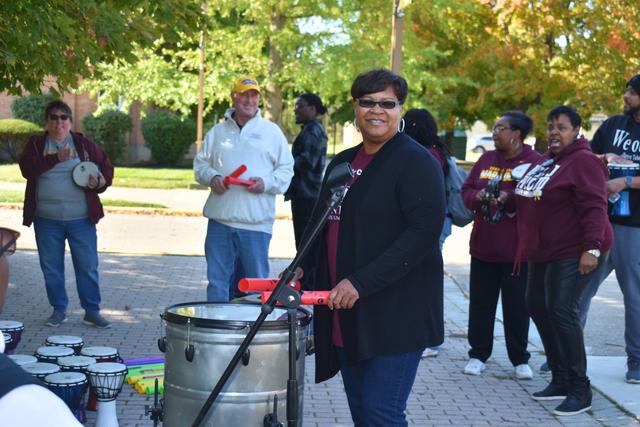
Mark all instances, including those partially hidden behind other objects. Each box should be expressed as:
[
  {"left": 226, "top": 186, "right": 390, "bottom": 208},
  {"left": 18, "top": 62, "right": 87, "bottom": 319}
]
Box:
[{"left": 194, "top": 77, "right": 294, "bottom": 301}]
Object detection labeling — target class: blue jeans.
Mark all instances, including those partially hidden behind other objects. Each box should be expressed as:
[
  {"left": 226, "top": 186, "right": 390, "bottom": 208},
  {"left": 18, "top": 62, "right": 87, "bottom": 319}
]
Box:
[
  {"left": 579, "top": 223, "right": 640, "bottom": 363},
  {"left": 204, "top": 220, "right": 271, "bottom": 302},
  {"left": 33, "top": 216, "right": 101, "bottom": 314},
  {"left": 336, "top": 348, "right": 422, "bottom": 427}
]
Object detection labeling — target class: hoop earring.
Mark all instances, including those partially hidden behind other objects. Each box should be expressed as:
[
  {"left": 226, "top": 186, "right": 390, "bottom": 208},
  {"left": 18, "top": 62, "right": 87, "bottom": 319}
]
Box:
[
  {"left": 397, "top": 118, "right": 405, "bottom": 133},
  {"left": 510, "top": 137, "right": 515, "bottom": 145},
  {"left": 353, "top": 119, "right": 360, "bottom": 132}
]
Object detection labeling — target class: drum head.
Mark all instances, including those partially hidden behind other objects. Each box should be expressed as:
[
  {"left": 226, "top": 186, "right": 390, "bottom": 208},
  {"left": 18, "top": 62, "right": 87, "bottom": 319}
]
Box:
[
  {"left": 44, "top": 371, "right": 87, "bottom": 385},
  {"left": 511, "top": 163, "right": 531, "bottom": 181},
  {"left": 164, "top": 302, "right": 312, "bottom": 330},
  {"left": 72, "top": 161, "right": 99, "bottom": 187},
  {"left": 57, "top": 355, "right": 96, "bottom": 368},
  {"left": 47, "top": 335, "right": 83, "bottom": 345},
  {"left": 87, "top": 362, "right": 127, "bottom": 375},
  {"left": 0, "top": 320, "right": 24, "bottom": 331},
  {"left": 23, "top": 362, "right": 60, "bottom": 376},
  {"left": 8, "top": 354, "right": 38, "bottom": 366},
  {"left": 80, "top": 346, "right": 118, "bottom": 358},
  {"left": 37, "top": 346, "right": 74, "bottom": 357}
]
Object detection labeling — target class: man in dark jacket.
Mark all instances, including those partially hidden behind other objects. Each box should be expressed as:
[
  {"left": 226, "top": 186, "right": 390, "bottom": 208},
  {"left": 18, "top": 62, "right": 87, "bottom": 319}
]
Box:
[
  {"left": 580, "top": 74, "right": 640, "bottom": 384},
  {"left": 285, "top": 93, "right": 328, "bottom": 247}
]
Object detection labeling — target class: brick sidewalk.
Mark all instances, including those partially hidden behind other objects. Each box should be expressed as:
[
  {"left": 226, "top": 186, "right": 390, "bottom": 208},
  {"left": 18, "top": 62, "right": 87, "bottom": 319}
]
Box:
[{"left": 2, "top": 251, "right": 637, "bottom": 426}]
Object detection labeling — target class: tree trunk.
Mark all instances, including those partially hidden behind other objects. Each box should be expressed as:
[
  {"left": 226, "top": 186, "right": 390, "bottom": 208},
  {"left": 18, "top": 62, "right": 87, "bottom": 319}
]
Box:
[{"left": 264, "top": 7, "right": 284, "bottom": 127}]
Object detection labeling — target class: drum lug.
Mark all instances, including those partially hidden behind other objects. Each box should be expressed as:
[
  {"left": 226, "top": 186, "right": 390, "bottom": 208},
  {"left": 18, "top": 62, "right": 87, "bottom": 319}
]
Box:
[
  {"left": 157, "top": 337, "right": 166, "bottom": 353},
  {"left": 242, "top": 349, "right": 250, "bottom": 366},
  {"left": 185, "top": 344, "right": 195, "bottom": 362},
  {"left": 184, "top": 318, "right": 194, "bottom": 362}
]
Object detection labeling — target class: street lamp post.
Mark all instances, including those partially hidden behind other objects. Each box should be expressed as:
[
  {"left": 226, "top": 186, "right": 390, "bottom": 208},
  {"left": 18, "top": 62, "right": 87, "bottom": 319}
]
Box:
[{"left": 390, "top": 0, "right": 405, "bottom": 74}]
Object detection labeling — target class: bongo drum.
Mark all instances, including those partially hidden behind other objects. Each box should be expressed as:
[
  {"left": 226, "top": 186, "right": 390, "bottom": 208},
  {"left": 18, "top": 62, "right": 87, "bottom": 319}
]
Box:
[
  {"left": 58, "top": 355, "right": 97, "bottom": 373},
  {"left": 86, "top": 362, "right": 128, "bottom": 427},
  {"left": 2, "top": 333, "right": 11, "bottom": 353},
  {"left": 80, "top": 346, "right": 121, "bottom": 411},
  {"left": 22, "top": 362, "right": 61, "bottom": 380},
  {"left": 44, "top": 372, "right": 88, "bottom": 423},
  {"left": 46, "top": 335, "right": 84, "bottom": 355},
  {"left": 35, "top": 345, "right": 74, "bottom": 363},
  {"left": 57, "top": 356, "right": 95, "bottom": 423},
  {"left": 608, "top": 163, "right": 640, "bottom": 217},
  {"left": 72, "top": 161, "right": 99, "bottom": 187},
  {"left": 8, "top": 354, "right": 37, "bottom": 366},
  {"left": 0, "top": 320, "right": 24, "bottom": 354}
]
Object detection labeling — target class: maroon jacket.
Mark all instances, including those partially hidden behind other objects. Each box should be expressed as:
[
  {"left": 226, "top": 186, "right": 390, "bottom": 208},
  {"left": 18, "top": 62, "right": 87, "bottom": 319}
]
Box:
[
  {"left": 514, "top": 138, "right": 613, "bottom": 262},
  {"left": 19, "top": 132, "right": 114, "bottom": 226},
  {"left": 462, "top": 145, "right": 541, "bottom": 262}
]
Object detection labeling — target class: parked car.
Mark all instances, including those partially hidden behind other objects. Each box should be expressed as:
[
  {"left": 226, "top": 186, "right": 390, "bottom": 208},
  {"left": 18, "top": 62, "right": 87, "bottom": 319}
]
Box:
[{"left": 468, "top": 134, "right": 494, "bottom": 153}]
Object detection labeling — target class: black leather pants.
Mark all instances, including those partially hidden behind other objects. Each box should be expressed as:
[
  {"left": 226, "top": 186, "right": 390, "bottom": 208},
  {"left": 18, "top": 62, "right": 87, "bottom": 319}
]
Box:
[{"left": 526, "top": 259, "right": 590, "bottom": 392}]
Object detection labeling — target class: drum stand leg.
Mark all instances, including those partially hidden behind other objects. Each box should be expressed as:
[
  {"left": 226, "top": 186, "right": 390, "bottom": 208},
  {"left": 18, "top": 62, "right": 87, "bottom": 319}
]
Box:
[{"left": 191, "top": 164, "right": 353, "bottom": 427}]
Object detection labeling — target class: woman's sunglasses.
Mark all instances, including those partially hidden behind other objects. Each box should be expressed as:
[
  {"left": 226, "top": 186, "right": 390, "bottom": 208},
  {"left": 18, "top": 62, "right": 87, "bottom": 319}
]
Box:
[
  {"left": 48, "top": 114, "right": 70, "bottom": 121},
  {"left": 356, "top": 99, "right": 400, "bottom": 110}
]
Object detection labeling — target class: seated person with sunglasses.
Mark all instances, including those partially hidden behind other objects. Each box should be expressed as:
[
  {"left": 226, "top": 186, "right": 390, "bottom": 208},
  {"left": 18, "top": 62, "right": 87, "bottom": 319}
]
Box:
[
  {"left": 461, "top": 111, "right": 540, "bottom": 379},
  {"left": 18, "top": 100, "right": 114, "bottom": 328}
]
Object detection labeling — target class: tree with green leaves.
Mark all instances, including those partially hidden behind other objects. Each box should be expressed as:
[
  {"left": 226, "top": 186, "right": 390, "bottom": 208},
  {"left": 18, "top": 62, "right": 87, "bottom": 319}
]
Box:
[{"left": 0, "top": 0, "right": 200, "bottom": 96}]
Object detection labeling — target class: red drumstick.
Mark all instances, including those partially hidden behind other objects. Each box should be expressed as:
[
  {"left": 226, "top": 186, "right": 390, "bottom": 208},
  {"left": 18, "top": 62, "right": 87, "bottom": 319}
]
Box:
[
  {"left": 224, "top": 176, "right": 256, "bottom": 187},
  {"left": 238, "top": 278, "right": 301, "bottom": 292},
  {"left": 229, "top": 165, "right": 247, "bottom": 178},
  {"left": 261, "top": 291, "right": 330, "bottom": 306}
]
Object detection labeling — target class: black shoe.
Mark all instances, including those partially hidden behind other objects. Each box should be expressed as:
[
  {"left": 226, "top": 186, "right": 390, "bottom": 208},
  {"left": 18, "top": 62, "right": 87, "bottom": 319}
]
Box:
[
  {"left": 553, "top": 389, "right": 592, "bottom": 416},
  {"left": 531, "top": 382, "right": 568, "bottom": 401}
]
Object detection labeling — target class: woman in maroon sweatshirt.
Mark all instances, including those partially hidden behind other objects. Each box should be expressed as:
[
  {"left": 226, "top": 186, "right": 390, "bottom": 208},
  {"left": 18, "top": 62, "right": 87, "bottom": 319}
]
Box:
[
  {"left": 515, "top": 105, "right": 613, "bottom": 416},
  {"left": 461, "top": 111, "right": 541, "bottom": 379}
]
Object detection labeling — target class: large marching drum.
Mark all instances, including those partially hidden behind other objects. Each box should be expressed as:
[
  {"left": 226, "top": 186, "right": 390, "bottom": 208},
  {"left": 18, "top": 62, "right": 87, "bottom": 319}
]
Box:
[{"left": 159, "top": 302, "right": 311, "bottom": 426}]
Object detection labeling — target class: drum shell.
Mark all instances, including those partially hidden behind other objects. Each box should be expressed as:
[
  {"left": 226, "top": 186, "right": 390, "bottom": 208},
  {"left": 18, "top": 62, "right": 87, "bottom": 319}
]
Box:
[{"left": 162, "top": 302, "right": 310, "bottom": 427}]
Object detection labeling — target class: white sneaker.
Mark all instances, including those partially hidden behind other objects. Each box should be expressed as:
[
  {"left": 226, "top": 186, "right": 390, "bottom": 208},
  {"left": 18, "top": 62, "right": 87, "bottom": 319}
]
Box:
[
  {"left": 422, "top": 347, "right": 439, "bottom": 358},
  {"left": 515, "top": 364, "right": 533, "bottom": 380},
  {"left": 463, "top": 358, "right": 485, "bottom": 376}
]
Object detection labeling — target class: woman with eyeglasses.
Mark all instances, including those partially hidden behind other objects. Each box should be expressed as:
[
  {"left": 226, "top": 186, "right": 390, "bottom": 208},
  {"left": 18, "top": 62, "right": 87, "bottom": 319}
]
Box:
[
  {"left": 293, "top": 69, "right": 445, "bottom": 426},
  {"left": 460, "top": 111, "right": 540, "bottom": 379},
  {"left": 514, "top": 105, "right": 612, "bottom": 416},
  {"left": 18, "top": 100, "right": 114, "bottom": 329}
]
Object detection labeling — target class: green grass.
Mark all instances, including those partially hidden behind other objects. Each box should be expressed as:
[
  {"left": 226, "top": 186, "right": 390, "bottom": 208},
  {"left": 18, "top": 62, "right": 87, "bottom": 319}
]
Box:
[
  {"left": 0, "top": 164, "right": 196, "bottom": 189},
  {"left": 0, "top": 189, "right": 166, "bottom": 209}
]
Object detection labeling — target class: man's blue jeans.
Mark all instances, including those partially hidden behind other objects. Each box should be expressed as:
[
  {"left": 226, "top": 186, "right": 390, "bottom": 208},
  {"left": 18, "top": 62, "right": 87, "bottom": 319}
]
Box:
[
  {"left": 33, "top": 216, "right": 101, "bottom": 314},
  {"left": 204, "top": 220, "right": 271, "bottom": 302},
  {"left": 336, "top": 347, "right": 422, "bottom": 427},
  {"left": 579, "top": 223, "right": 640, "bottom": 364}
]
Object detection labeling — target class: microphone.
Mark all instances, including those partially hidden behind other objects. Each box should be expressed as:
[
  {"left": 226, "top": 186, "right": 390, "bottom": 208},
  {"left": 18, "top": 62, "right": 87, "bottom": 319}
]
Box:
[{"left": 325, "top": 162, "right": 354, "bottom": 191}]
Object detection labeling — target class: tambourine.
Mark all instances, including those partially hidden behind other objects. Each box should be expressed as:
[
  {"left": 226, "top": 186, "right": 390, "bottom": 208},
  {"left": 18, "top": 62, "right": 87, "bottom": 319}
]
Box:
[{"left": 72, "top": 161, "right": 99, "bottom": 187}]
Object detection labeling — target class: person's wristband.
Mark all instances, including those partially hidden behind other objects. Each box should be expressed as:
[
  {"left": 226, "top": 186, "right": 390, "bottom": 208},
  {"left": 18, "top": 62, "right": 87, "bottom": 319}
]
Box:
[{"left": 626, "top": 175, "right": 633, "bottom": 189}]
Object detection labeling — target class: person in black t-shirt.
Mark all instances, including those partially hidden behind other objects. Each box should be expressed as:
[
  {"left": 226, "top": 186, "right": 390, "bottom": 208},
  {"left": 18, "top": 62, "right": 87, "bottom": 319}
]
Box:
[{"left": 581, "top": 74, "right": 640, "bottom": 384}]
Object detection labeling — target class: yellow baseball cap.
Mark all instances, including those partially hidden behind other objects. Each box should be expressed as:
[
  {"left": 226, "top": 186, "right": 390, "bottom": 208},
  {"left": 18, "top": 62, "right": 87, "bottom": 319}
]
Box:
[{"left": 232, "top": 77, "right": 261, "bottom": 94}]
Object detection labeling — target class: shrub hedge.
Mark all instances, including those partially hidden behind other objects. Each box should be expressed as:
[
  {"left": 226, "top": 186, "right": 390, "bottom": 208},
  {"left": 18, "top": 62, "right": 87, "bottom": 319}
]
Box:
[
  {"left": 83, "top": 110, "right": 133, "bottom": 163},
  {"left": 10, "top": 94, "right": 54, "bottom": 127},
  {"left": 0, "top": 119, "right": 43, "bottom": 162},
  {"left": 142, "top": 111, "right": 196, "bottom": 165}
]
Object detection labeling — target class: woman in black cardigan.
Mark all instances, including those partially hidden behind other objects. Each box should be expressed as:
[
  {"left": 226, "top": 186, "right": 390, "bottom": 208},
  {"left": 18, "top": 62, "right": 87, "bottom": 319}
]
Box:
[{"left": 296, "top": 69, "right": 446, "bottom": 426}]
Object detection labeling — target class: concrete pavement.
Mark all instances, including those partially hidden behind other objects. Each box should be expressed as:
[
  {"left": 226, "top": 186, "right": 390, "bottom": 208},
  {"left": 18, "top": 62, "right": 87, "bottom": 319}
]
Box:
[{"left": 1, "top": 184, "right": 638, "bottom": 426}]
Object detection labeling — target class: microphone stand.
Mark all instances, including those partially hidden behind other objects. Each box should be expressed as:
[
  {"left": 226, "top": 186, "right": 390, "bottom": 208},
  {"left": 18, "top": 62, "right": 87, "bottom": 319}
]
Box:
[{"left": 191, "top": 183, "right": 349, "bottom": 427}]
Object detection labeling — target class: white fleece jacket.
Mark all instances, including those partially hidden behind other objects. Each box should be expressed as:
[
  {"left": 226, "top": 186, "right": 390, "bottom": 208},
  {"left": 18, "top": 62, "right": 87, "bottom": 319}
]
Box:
[{"left": 194, "top": 109, "right": 294, "bottom": 233}]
